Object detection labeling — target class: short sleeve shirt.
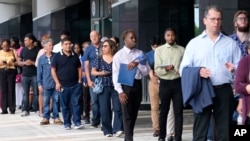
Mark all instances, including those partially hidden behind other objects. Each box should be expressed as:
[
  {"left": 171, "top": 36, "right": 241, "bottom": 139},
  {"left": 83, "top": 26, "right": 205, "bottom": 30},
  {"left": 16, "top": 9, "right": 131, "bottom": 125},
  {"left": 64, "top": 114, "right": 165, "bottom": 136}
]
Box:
[
  {"left": 93, "top": 57, "right": 113, "bottom": 86},
  {"left": 20, "top": 46, "right": 40, "bottom": 77},
  {"left": 51, "top": 51, "right": 81, "bottom": 87}
]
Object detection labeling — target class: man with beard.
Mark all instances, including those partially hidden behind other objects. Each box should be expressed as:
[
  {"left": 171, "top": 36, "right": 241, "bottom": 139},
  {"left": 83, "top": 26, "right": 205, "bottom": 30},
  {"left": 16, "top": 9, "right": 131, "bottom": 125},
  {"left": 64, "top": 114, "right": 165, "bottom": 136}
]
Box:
[
  {"left": 155, "top": 28, "right": 185, "bottom": 141},
  {"left": 229, "top": 10, "right": 249, "bottom": 125},
  {"left": 229, "top": 10, "right": 249, "bottom": 57}
]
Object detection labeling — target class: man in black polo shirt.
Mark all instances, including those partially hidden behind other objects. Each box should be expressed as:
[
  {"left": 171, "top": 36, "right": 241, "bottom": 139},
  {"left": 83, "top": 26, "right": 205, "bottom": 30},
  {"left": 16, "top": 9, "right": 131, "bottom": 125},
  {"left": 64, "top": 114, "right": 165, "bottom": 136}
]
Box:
[
  {"left": 18, "top": 33, "right": 40, "bottom": 117},
  {"left": 51, "top": 38, "right": 83, "bottom": 130}
]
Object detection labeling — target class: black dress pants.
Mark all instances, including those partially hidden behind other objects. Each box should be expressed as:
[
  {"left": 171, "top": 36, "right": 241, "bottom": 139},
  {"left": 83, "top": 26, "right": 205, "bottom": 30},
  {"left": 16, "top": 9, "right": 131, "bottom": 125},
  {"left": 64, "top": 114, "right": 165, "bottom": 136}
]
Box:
[
  {"left": 159, "top": 78, "right": 183, "bottom": 141},
  {"left": 83, "top": 85, "right": 90, "bottom": 118},
  {"left": 0, "top": 69, "right": 16, "bottom": 113},
  {"left": 193, "top": 84, "right": 234, "bottom": 141},
  {"left": 121, "top": 80, "right": 142, "bottom": 141}
]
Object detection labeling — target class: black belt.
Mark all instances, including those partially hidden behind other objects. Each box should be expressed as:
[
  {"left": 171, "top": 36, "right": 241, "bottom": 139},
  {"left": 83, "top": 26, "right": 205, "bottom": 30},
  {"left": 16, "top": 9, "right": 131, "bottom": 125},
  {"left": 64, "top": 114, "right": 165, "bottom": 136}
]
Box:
[{"left": 213, "top": 83, "right": 231, "bottom": 89}]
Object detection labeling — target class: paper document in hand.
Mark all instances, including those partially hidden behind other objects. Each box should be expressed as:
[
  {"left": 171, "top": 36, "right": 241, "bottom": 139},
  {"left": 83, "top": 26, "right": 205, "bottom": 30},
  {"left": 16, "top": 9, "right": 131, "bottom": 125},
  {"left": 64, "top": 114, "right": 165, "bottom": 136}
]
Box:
[{"left": 118, "top": 63, "right": 137, "bottom": 86}]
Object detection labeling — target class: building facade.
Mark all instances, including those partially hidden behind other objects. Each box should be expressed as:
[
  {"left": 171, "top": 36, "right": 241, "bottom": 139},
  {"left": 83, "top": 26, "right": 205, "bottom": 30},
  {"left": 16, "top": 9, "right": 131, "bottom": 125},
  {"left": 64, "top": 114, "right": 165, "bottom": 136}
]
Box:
[{"left": 0, "top": 0, "right": 249, "bottom": 105}]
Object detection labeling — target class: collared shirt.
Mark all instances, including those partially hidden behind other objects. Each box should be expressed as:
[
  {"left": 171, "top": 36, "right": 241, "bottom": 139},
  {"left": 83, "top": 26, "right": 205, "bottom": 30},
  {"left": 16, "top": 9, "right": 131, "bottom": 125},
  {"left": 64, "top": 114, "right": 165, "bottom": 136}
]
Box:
[
  {"left": 37, "top": 53, "right": 55, "bottom": 89},
  {"left": 52, "top": 42, "right": 61, "bottom": 53},
  {"left": 180, "top": 31, "right": 241, "bottom": 85},
  {"left": 154, "top": 43, "right": 185, "bottom": 80},
  {"left": 112, "top": 46, "right": 150, "bottom": 94},
  {"left": 51, "top": 50, "right": 81, "bottom": 87},
  {"left": 83, "top": 44, "right": 100, "bottom": 79},
  {"left": 229, "top": 33, "right": 248, "bottom": 57}
]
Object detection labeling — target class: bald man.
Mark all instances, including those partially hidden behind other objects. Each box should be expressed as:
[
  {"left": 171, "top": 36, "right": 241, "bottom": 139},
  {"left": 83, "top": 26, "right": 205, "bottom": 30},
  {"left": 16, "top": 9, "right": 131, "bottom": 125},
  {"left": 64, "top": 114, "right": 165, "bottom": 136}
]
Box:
[{"left": 83, "top": 30, "right": 101, "bottom": 128}]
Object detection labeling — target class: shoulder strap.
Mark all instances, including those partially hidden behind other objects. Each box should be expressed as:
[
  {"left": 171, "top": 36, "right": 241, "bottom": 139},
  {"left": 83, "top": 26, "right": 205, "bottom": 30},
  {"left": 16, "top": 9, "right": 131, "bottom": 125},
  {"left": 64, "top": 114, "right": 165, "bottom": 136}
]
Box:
[{"left": 11, "top": 49, "right": 17, "bottom": 62}]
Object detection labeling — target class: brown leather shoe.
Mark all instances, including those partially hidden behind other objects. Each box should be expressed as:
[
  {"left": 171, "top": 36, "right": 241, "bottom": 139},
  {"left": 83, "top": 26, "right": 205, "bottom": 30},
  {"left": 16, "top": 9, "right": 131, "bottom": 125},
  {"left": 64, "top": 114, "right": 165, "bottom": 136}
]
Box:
[
  {"left": 40, "top": 119, "right": 50, "bottom": 125},
  {"left": 153, "top": 130, "right": 160, "bottom": 137},
  {"left": 54, "top": 118, "right": 63, "bottom": 125}
]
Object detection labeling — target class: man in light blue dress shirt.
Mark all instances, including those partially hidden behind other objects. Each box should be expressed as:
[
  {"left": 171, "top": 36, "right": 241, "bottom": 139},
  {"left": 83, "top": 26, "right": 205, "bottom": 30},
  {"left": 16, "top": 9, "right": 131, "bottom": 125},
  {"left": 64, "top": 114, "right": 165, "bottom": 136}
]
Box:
[{"left": 180, "top": 5, "right": 241, "bottom": 141}]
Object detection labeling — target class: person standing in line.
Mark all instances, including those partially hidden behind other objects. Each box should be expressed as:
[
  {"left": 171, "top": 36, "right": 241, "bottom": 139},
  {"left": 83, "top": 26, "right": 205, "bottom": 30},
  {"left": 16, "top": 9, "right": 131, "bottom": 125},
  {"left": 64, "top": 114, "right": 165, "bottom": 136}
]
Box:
[
  {"left": 51, "top": 38, "right": 83, "bottom": 130},
  {"left": 91, "top": 39, "right": 123, "bottom": 137},
  {"left": 234, "top": 41, "right": 250, "bottom": 125},
  {"left": 145, "top": 36, "right": 161, "bottom": 137},
  {"left": 37, "top": 38, "right": 63, "bottom": 125},
  {"left": 35, "top": 34, "right": 51, "bottom": 117},
  {"left": 84, "top": 30, "right": 102, "bottom": 128},
  {"left": 110, "top": 36, "right": 120, "bottom": 48},
  {"left": 112, "top": 29, "right": 150, "bottom": 141},
  {"left": 179, "top": 5, "right": 241, "bottom": 141},
  {"left": 229, "top": 10, "right": 250, "bottom": 126},
  {"left": 0, "top": 39, "right": 18, "bottom": 114},
  {"left": 10, "top": 36, "right": 23, "bottom": 110},
  {"left": 52, "top": 30, "right": 71, "bottom": 53},
  {"left": 154, "top": 28, "right": 184, "bottom": 141},
  {"left": 230, "top": 10, "right": 249, "bottom": 57},
  {"left": 73, "top": 43, "right": 84, "bottom": 120},
  {"left": 146, "top": 36, "right": 176, "bottom": 140},
  {"left": 81, "top": 41, "right": 91, "bottom": 124},
  {"left": 17, "top": 33, "right": 40, "bottom": 116}
]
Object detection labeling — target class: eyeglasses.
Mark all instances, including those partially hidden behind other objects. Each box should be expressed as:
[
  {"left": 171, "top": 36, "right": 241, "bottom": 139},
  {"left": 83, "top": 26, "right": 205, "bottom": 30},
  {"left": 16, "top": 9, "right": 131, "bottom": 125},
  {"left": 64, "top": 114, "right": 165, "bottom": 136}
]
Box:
[
  {"left": 48, "top": 57, "right": 51, "bottom": 64},
  {"left": 206, "top": 17, "right": 222, "bottom": 22},
  {"left": 237, "top": 17, "right": 248, "bottom": 22}
]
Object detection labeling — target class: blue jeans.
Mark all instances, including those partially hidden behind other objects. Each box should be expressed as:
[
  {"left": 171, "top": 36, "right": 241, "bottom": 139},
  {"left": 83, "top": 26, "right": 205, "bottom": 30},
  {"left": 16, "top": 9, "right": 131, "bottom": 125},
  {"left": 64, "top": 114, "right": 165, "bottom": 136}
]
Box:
[
  {"left": 60, "top": 83, "right": 82, "bottom": 127},
  {"left": 89, "top": 87, "right": 100, "bottom": 125},
  {"left": 207, "top": 117, "right": 213, "bottom": 140},
  {"left": 98, "top": 86, "right": 123, "bottom": 135},
  {"left": 22, "top": 76, "right": 38, "bottom": 112},
  {"left": 43, "top": 88, "right": 60, "bottom": 119}
]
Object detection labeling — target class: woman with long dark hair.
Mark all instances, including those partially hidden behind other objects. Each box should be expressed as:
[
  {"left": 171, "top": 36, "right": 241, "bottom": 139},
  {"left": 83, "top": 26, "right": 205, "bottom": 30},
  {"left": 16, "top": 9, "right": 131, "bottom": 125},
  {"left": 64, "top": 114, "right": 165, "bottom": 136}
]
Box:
[{"left": 91, "top": 39, "right": 122, "bottom": 137}]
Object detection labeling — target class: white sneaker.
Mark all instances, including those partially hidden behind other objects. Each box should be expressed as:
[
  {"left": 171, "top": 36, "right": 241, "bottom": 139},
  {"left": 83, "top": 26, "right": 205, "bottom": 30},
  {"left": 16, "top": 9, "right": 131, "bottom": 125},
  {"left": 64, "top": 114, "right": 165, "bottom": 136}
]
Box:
[
  {"left": 74, "top": 124, "right": 84, "bottom": 129},
  {"left": 65, "top": 126, "right": 71, "bottom": 130},
  {"left": 105, "top": 134, "right": 113, "bottom": 137},
  {"left": 115, "top": 131, "right": 124, "bottom": 137}
]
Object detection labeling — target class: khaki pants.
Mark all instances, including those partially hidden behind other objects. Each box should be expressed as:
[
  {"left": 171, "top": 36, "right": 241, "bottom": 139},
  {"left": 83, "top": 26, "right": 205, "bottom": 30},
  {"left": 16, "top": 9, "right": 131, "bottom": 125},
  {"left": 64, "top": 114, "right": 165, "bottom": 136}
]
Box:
[
  {"left": 148, "top": 80, "right": 160, "bottom": 130},
  {"left": 148, "top": 80, "right": 175, "bottom": 135},
  {"left": 167, "top": 100, "right": 175, "bottom": 136}
]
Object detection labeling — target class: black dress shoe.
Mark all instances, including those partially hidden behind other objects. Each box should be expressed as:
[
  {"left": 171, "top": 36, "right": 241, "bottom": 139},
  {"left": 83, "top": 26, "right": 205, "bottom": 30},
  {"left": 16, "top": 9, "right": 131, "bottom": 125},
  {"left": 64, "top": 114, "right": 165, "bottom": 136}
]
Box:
[
  {"left": 153, "top": 130, "right": 160, "bottom": 137},
  {"left": 158, "top": 139, "right": 165, "bottom": 141},
  {"left": 1, "top": 111, "right": 8, "bottom": 114},
  {"left": 167, "top": 136, "right": 174, "bottom": 141}
]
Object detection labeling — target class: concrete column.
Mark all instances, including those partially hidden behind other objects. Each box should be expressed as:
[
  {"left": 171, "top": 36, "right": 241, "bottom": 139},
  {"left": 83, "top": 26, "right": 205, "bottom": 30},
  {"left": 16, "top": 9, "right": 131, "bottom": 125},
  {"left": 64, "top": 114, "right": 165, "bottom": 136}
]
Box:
[
  {"left": 34, "top": 0, "right": 64, "bottom": 19},
  {"left": 33, "top": 0, "right": 83, "bottom": 19},
  {"left": 0, "top": 4, "right": 23, "bottom": 23}
]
